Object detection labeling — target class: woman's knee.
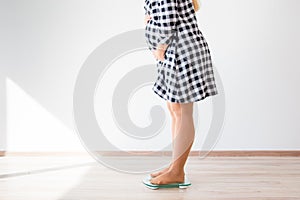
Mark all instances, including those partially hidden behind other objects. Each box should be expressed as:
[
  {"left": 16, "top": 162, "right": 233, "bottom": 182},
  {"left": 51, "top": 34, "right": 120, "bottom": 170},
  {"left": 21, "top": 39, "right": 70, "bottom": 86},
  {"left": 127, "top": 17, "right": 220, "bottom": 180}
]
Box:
[
  {"left": 180, "top": 102, "right": 194, "bottom": 115},
  {"left": 168, "top": 102, "right": 181, "bottom": 117}
]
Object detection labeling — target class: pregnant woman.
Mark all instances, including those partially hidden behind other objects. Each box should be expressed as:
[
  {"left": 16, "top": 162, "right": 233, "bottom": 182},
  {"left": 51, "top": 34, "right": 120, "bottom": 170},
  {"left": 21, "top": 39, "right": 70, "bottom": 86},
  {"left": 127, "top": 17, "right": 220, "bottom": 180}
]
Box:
[{"left": 143, "top": 0, "right": 218, "bottom": 187}]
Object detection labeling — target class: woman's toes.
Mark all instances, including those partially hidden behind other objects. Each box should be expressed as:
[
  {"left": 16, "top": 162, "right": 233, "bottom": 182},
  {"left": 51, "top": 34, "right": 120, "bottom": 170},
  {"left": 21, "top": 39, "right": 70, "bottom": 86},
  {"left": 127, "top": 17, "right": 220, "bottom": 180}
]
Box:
[
  {"left": 150, "top": 177, "right": 161, "bottom": 185},
  {"left": 150, "top": 171, "right": 160, "bottom": 177}
]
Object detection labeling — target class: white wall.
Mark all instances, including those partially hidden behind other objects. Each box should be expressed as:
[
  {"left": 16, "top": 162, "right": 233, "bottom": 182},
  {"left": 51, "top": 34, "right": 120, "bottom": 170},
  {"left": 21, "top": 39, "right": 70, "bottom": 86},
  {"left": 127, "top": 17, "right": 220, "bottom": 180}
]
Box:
[{"left": 0, "top": 0, "right": 299, "bottom": 152}]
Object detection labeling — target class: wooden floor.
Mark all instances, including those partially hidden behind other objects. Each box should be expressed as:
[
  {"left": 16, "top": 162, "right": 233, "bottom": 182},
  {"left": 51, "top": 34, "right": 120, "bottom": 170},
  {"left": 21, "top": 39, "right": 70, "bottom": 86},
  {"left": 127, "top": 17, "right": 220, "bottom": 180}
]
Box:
[{"left": 0, "top": 155, "right": 299, "bottom": 200}]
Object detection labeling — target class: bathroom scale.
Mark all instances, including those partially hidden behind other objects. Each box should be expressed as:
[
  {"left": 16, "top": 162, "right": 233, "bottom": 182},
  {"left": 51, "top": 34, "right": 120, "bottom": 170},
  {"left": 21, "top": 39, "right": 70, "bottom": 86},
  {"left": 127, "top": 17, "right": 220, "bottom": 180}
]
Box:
[{"left": 142, "top": 174, "right": 191, "bottom": 189}]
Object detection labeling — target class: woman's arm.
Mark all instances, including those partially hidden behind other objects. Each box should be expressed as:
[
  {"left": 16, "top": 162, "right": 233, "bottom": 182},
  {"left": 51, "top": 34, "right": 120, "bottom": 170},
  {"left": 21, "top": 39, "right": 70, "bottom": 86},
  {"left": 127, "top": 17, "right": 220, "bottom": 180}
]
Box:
[
  {"left": 156, "top": 0, "right": 178, "bottom": 50},
  {"left": 145, "top": 0, "right": 178, "bottom": 51},
  {"left": 144, "top": 0, "right": 150, "bottom": 15}
]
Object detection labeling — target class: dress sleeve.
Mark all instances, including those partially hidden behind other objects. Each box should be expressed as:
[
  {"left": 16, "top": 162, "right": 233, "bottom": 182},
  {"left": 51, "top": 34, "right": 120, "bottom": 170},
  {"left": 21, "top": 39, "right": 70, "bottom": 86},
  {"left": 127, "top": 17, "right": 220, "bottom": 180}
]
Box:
[
  {"left": 145, "top": 0, "right": 178, "bottom": 51},
  {"left": 156, "top": 0, "right": 178, "bottom": 49},
  {"left": 144, "top": 0, "right": 151, "bottom": 15}
]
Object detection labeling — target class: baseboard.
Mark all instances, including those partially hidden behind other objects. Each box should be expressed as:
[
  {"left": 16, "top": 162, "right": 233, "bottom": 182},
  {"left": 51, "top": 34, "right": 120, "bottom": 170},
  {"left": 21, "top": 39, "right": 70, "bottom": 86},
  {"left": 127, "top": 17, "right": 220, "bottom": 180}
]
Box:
[{"left": 1, "top": 150, "right": 300, "bottom": 157}]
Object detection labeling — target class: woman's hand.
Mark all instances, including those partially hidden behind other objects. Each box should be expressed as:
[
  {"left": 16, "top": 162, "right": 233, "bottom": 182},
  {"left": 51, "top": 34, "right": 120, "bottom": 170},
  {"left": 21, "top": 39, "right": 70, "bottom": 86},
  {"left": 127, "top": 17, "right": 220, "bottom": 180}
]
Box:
[
  {"left": 152, "top": 48, "right": 167, "bottom": 62},
  {"left": 152, "top": 44, "right": 168, "bottom": 62},
  {"left": 144, "top": 14, "right": 152, "bottom": 25}
]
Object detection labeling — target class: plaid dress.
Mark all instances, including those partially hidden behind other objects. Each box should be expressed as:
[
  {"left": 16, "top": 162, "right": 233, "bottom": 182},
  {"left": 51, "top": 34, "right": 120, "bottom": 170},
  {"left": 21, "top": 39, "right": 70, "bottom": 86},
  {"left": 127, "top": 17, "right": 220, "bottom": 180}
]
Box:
[{"left": 144, "top": 0, "right": 218, "bottom": 103}]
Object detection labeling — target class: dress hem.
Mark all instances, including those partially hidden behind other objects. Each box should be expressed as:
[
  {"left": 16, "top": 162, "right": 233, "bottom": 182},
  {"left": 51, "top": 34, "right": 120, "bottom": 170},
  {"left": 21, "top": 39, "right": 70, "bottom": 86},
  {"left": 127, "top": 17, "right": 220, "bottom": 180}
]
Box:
[{"left": 152, "top": 87, "right": 218, "bottom": 104}]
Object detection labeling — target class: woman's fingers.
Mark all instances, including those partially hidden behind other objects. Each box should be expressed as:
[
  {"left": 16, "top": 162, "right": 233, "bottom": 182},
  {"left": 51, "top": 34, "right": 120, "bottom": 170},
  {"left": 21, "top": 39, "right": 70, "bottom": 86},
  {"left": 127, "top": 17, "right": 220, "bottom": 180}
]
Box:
[
  {"left": 144, "top": 15, "right": 152, "bottom": 25},
  {"left": 152, "top": 49, "right": 166, "bottom": 62},
  {"left": 156, "top": 51, "right": 165, "bottom": 61}
]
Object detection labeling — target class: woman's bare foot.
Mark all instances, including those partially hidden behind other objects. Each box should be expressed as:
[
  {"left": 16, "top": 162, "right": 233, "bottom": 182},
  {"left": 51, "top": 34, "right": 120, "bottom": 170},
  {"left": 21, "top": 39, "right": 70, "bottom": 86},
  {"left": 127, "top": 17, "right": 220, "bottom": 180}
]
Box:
[
  {"left": 150, "top": 169, "right": 185, "bottom": 185},
  {"left": 150, "top": 163, "right": 174, "bottom": 178},
  {"left": 150, "top": 167, "right": 169, "bottom": 178}
]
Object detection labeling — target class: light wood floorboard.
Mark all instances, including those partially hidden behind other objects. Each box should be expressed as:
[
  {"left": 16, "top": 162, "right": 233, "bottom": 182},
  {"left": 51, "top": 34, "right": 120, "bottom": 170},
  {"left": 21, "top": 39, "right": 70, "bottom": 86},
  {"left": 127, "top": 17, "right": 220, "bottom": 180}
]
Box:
[{"left": 0, "top": 156, "right": 299, "bottom": 200}]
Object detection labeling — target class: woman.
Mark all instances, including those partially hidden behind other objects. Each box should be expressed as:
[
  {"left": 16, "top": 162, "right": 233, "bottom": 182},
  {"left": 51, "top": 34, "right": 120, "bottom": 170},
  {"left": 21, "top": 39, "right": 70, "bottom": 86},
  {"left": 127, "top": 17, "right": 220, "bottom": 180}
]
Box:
[{"left": 144, "top": 0, "right": 218, "bottom": 185}]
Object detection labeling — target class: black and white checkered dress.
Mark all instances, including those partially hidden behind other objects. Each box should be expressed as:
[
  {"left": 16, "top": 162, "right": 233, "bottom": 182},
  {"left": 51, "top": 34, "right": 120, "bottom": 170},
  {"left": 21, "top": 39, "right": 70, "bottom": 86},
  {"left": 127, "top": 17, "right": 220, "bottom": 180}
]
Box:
[{"left": 144, "top": 0, "right": 218, "bottom": 103}]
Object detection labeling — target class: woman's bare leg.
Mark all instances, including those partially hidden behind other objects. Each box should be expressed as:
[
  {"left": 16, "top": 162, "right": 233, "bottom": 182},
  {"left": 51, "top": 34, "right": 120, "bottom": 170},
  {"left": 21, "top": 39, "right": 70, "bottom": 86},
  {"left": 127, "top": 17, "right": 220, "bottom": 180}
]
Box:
[
  {"left": 150, "top": 102, "right": 195, "bottom": 184},
  {"left": 150, "top": 101, "right": 177, "bottom": 177}
]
